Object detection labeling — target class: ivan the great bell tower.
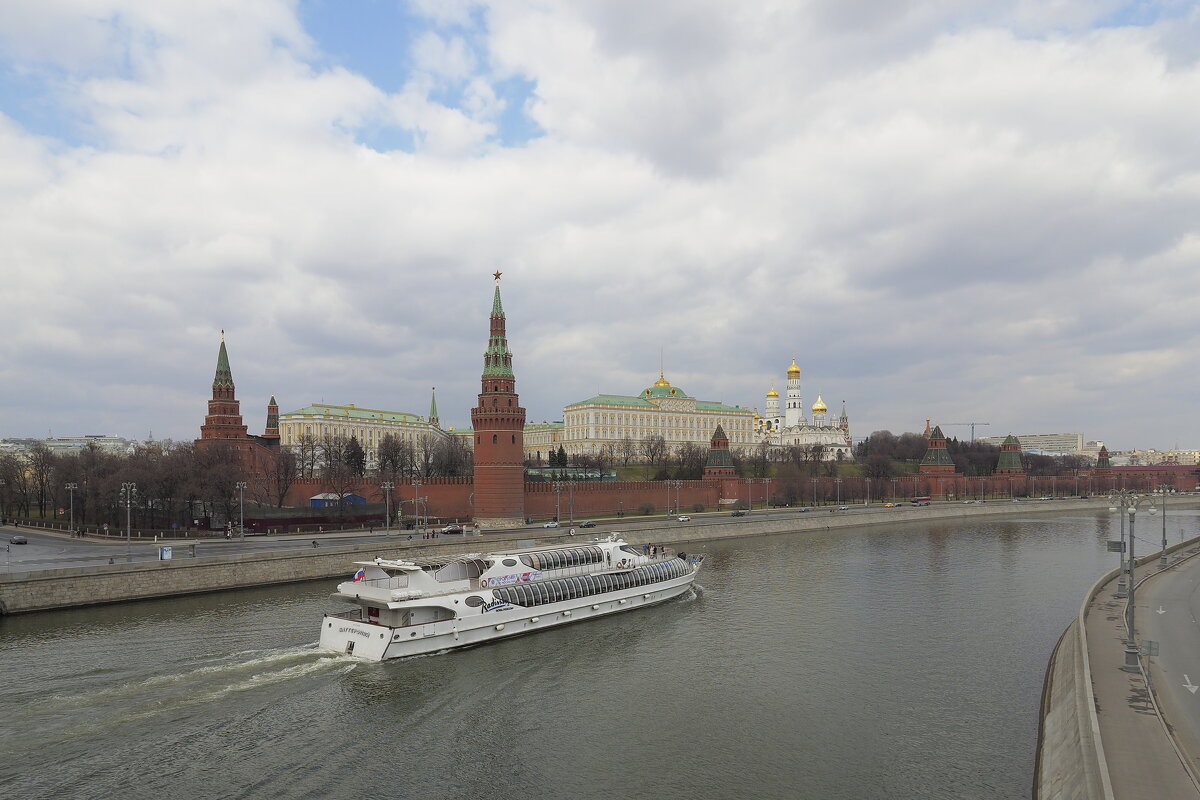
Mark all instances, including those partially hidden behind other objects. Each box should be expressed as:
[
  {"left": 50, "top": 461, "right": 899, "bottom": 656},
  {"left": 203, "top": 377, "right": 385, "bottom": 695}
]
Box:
[{"left": 470, "top": 272, "right": 526, "bottom": 528}]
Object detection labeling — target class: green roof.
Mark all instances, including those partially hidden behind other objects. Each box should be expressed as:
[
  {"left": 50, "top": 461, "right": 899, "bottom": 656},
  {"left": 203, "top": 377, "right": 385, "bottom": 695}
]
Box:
[
  {"left": 565, "top": 394, "right": 750, "bottom": 415},
  {"left": 281, "top": 404, "right": 425, "bottom": 424},
  {"left": 524, "top": 422, "right": 565, "bottom": 431}
]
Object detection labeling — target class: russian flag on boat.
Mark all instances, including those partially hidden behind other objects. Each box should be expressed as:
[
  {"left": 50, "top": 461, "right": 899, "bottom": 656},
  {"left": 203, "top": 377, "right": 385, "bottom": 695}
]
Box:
[{"left": 352, "top": 568, "right": 366, "bottom": 582}]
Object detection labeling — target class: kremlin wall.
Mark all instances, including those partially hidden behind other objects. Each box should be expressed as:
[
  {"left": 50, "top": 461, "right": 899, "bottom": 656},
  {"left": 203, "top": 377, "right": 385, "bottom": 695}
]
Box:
[{"left": 196, "top": 276, "right": 1199, "bottom": 530}]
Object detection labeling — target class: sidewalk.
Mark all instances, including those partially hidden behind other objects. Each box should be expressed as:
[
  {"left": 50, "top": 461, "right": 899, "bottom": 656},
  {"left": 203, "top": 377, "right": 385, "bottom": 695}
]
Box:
[{"left": 1085, "top": 552, "right": 1200, "bottom": 799}]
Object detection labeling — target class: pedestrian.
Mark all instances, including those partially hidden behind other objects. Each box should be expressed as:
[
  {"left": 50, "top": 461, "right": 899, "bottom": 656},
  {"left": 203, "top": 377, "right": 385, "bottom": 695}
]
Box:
[
  {"left": 642, "top": 543, "right": 649, "bottom": 555},
  {"left": 311, "top": 540, "right": 318, "bottom": 548}
]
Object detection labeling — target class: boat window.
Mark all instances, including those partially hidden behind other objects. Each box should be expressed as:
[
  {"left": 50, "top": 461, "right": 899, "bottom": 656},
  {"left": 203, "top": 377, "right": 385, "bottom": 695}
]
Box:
[
  {"left": 503, "top": 558, "right": 517, "bottom": 567},
  {"left": 519, "top": 555, "right": 534, "bottom": 569},
  {"left": 534, "top": 583, "right": 549, "bottom": 605},
  {"left": 520, "top": 584, "right": 535, "bottom": 605},
  {"left": 465, "top": 596, "right": 485, "bottom": 607}
]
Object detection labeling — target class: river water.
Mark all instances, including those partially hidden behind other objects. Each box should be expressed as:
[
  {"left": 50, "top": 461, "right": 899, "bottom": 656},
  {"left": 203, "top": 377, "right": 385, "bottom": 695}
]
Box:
[{"left": 4, "top": 509, "right": 1199, "bottom": 800}]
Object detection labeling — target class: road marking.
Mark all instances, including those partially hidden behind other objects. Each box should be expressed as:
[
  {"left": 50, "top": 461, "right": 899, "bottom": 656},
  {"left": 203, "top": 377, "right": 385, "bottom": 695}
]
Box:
[
  {"left": 1158, "top": 606, "right": 1167, "bottom": 614},
  {"left": 1185, "top": 675, "right": 1199, "bottom": 694}
]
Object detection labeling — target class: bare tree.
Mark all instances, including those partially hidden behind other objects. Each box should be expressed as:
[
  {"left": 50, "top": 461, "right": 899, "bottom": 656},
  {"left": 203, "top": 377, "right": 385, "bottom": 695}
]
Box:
[
  {"left": 295, "top": 433, "right": 320, "bottom": 479},
  {"left": 619, "top": 436, "right": 637, "bottom": 466},
  {"left": 640, "top": 434, "right": 667, "bottom": 466},
  {"left": 263, "top": 446, "right": 299, "bottom": 507}
]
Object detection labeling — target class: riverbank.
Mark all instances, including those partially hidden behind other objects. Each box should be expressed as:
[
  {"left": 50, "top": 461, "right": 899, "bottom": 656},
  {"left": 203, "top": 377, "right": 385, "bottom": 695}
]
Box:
[{"left": 1, "top": 498, "right": 1187, "bottom": 615}]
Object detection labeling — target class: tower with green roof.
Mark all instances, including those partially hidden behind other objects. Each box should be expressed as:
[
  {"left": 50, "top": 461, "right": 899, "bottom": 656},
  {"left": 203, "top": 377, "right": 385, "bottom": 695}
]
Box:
[
  {"left": 918, "top": 425, "right": 957, "bottom": 475},
  {"left": 704, "top": 425, "right": 737, "bottom": 479},
  {"left": 995, "top": 434, "right": 1024, "bottom": 474},
  {"left": 198, "top": 331, "right": 249, "bottom": 443},
  {"left": 470, "top": 272, "right": 526, "bottom": 528}
]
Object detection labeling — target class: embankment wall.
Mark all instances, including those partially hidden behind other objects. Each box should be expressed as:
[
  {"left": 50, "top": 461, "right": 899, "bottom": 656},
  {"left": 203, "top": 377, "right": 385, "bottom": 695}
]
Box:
[{"left": 1, "top": 499, "right": 1190, "bottom": 616}]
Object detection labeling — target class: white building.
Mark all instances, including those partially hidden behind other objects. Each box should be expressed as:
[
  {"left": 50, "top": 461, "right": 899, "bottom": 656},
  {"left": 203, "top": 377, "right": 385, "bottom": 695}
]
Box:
[
  {"left": 562, "top": 373, "right": 755, "bottom": 459},
  {"left": 756, "top": 359, "right": 853, "bottom": 460}
]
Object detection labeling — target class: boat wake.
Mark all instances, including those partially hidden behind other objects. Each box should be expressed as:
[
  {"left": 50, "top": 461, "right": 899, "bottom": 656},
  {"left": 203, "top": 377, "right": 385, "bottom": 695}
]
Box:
[{"left": 32, "top": 645, "right": 355, "bottom": 727}]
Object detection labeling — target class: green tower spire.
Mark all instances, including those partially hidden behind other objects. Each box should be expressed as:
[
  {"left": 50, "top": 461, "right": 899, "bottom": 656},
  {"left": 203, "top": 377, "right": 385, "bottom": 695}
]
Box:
[
  {"left": 483, "top": 271, "right": 515, "bottom": 378},
  {"left": 429, "top": 387, "right": 440, "bottom": 427},
  {"left": 213, "top": 330, "right": 234, "bottom": 390}
]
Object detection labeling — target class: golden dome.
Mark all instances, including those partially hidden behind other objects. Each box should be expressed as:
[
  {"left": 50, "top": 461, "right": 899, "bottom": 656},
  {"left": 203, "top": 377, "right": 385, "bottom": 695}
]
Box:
[
  {"left": 653, "top": 371, "right": 671, "bottom": 387},
  {"left": 766, "top": 387, "right": 779, "bottom": 398},
  {"left": 787, "top": 358, "right": 800, "bottom": 378},
  {"left": 812, "top": 394, "right": 828, "bottom": 414}
]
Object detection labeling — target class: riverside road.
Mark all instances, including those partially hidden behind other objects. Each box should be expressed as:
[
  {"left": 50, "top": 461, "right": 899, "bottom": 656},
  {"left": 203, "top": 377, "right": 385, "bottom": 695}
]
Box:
[{"left": 1, "top": 499, "right": 1084, "bottom": 572}]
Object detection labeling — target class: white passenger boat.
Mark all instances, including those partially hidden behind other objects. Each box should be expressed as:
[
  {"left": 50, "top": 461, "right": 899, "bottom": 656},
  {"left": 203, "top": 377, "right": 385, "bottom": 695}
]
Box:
[{"left": 318, "top": 536, "right": 704, "bottom": 661}]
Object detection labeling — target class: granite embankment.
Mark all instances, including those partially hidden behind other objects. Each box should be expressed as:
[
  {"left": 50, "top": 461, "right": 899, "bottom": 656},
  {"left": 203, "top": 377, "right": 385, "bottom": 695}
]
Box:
[
  {"left": 1035, "top": 520, "right": 1200, "bottom": 800},
  {"left": 0, "top": 498, "right": 1135, "bottom": 615}
]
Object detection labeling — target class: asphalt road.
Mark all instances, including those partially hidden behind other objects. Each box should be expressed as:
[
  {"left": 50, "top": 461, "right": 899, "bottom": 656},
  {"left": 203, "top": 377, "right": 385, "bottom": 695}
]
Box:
[
  {"left": 1141, "top": 552, "right": 1200, "bottom": 769},
  {"left": 0, "top": 498, "right": 1065, "bottom": 572}
]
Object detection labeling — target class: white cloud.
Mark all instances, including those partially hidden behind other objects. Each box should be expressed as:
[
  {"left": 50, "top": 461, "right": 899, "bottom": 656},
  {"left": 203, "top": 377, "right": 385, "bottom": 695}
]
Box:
[{"left": 0, "top": 1, "right": 1198, "bottom": 451}]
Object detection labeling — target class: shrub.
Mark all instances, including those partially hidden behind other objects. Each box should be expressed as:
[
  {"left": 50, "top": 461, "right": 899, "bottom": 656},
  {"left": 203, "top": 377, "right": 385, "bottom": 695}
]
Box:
[
  {"left": 692, "top": 503, "right": 705, "bottom": 513},
  {"left": 637, "top": 503, "right": 656, "bottom": 515}
]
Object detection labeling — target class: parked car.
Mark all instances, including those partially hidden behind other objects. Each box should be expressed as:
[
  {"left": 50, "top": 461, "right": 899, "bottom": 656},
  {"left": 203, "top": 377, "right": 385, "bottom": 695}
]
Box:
[
  {"left": 9, "top": 535, "right": 27, "bottom": 545},
  {"left": 441, "top": 524, "right": 464, "bottom": 534},
  {"left": 731, "top": 510, "right": 746, "bottom": 517},
  {"left": 543, "top": 521, "right": 559, "bottom": 528},
  {"left": 883, "top": 503, "right": 895, "bottom": 508},
  {"left": 677, "top": 515, "right": 691, "bottom": 522},
  {"left": 580, "top": 520, "right": 596, "bottom": 528},
  {"left": 799, "top": 507, "right": 810, "bottom": 512},
  {"left": 837, "top": 506, "right": 849, "bottom": 511}
]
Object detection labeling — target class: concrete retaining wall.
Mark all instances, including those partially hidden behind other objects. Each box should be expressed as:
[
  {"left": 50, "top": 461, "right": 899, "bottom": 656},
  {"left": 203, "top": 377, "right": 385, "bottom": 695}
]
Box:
[{"left": 0, "top": 499, "right": 1185, "bottom": 616}]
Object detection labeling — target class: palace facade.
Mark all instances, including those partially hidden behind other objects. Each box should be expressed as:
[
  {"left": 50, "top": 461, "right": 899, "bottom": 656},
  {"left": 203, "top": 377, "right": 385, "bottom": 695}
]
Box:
[
  {"left": 278, "top": 392, "right": 448, "bottom": 470},
  {"left": 561, "top": 374, "right": 755, "bottom": 459}
]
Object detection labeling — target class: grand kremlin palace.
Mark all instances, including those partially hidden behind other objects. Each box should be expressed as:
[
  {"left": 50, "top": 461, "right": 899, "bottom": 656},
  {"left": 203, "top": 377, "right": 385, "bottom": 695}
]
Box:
[{"left": 559, "top": 373, "right": 755, "bottom": 459}]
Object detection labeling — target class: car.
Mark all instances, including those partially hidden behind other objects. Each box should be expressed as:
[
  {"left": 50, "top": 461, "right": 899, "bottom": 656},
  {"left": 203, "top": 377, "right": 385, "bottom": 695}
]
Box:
[
  {"left": 1039, "top": 496, "right": 1051, "bottom": 501},
  {"left": 441, "top": 524, "right": 464, "bottom": 534},
  {"left": 677, "top": 515, "right": 691, "bottom": 522},
  {"left": 884, "top": 503, "right": 895, "bottom": 508},
  {"left": 543, "top": 521, "right": 559, "bottom": 528},
  {"left": 799, "top": 507, "right": 809, "bottom": 512},
  {"left": 731, "top": 510, "right": 746, "bottom": 517},
  {"left": 580, "top": 520, "right": 596, "bottom": 528},
  {"left": 838, "top": 506, "right": 849, "bottom": 511},
  {"left": 9, "top": 535, "right": 27, "bottom": 545}
]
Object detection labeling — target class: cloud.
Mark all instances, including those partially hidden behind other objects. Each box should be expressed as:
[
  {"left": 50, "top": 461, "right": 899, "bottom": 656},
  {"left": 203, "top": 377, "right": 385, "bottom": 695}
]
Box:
[{"left": 0, "top": 1, "right": 1198, "bottom": 452}]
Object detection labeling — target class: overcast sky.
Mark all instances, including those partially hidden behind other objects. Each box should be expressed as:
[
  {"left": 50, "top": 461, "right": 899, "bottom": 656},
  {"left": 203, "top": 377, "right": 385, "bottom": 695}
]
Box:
[{"left": 2, "top": 1, "right": 1198, "bottom": 451}]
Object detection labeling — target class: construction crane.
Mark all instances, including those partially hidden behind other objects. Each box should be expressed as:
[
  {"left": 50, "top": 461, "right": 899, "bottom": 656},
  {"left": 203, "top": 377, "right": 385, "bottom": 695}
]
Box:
[{"left": 943, "top": 422, "right": 991, "bottom": 442}]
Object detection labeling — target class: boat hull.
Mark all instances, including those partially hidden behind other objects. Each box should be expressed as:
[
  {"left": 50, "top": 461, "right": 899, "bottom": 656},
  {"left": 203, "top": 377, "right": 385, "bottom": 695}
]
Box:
[{"left": 319, "top": 570, "right": 696, "bottom": 661}]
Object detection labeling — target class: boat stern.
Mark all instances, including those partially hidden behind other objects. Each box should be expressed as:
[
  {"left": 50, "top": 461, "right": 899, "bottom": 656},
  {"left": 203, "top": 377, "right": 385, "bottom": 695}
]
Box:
[{"left": 319, "top": 614, "right": 392, "bottom": 661}]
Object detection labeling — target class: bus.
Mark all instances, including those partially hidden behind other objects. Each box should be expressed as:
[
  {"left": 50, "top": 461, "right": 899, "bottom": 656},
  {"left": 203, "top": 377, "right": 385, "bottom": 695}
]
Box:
[{"left": 911, "top": 496, "right": 931, "bottom": 506}]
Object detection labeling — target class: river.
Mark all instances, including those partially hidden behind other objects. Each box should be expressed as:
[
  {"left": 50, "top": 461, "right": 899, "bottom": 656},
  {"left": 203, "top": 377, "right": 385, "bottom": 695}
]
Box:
[{"left": 4, "top": 509, "right": 1199, "bottom": 799}]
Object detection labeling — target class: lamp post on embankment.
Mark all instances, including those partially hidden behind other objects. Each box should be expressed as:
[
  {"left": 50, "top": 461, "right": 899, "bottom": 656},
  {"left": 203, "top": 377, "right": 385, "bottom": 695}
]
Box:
[
  {"left": 235, "top": 481, "right": 246, "bottom": 542},
  {"left": 381, "top": 481, "right": 393, "bottom": 537},
  {"left": 1109, "top": 491, "right": 1149, "bottom": 672},
  {"left": 120, "top": 482, "right": 136, "bottom": 563}
]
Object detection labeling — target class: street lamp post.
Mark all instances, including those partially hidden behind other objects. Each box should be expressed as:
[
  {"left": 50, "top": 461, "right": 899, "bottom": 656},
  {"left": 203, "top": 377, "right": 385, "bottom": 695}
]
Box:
[
  {"left": 1150, "top": 487, "right": 1168, "bottom": 566},
  {"left": 891, "top": 478, "right": 897, "bottom": 502},
  {"left": 553, "top": 481, "right": 563, "bottom": 521},
  {"left": 568, "top": 481, "right": 576, "bottom": 523},
  {"left": 121, "top": 482, "right": 136, "bottom": 562},
  {"left": 235, "top": 481, "right": 247, "bottom": 542},
  {"left": 835, "top": 477, "right": 842, "bottom": 505},
  {"left": 65, "top": 482, "right": 78, "bottom": 537},
  {"left": 381, "top": 481, "right": 394, "bottom": 537},
  {"left": 744, "top": 478, "right": 752, "bottom": 513},
  {"left": 412, "top": 481, "right": 422, "bottom": 531},
  {"left": 1109, "top": 491, "right": 1146, "bottom": 671}
]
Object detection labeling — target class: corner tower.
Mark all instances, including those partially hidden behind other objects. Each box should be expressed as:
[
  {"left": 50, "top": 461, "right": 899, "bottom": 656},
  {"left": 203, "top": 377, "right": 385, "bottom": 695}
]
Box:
[
  {"left": 470, "top": 272, "right": 526, "bottom": 528},
  {"left": 199, "top": 331, "right": 249, "bottom": 443}
]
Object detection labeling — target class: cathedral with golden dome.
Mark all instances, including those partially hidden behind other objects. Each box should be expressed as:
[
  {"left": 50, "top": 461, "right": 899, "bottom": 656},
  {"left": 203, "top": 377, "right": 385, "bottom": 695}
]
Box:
[{"left": 756, "top": 359, "right": 853, "bottom": 460}]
